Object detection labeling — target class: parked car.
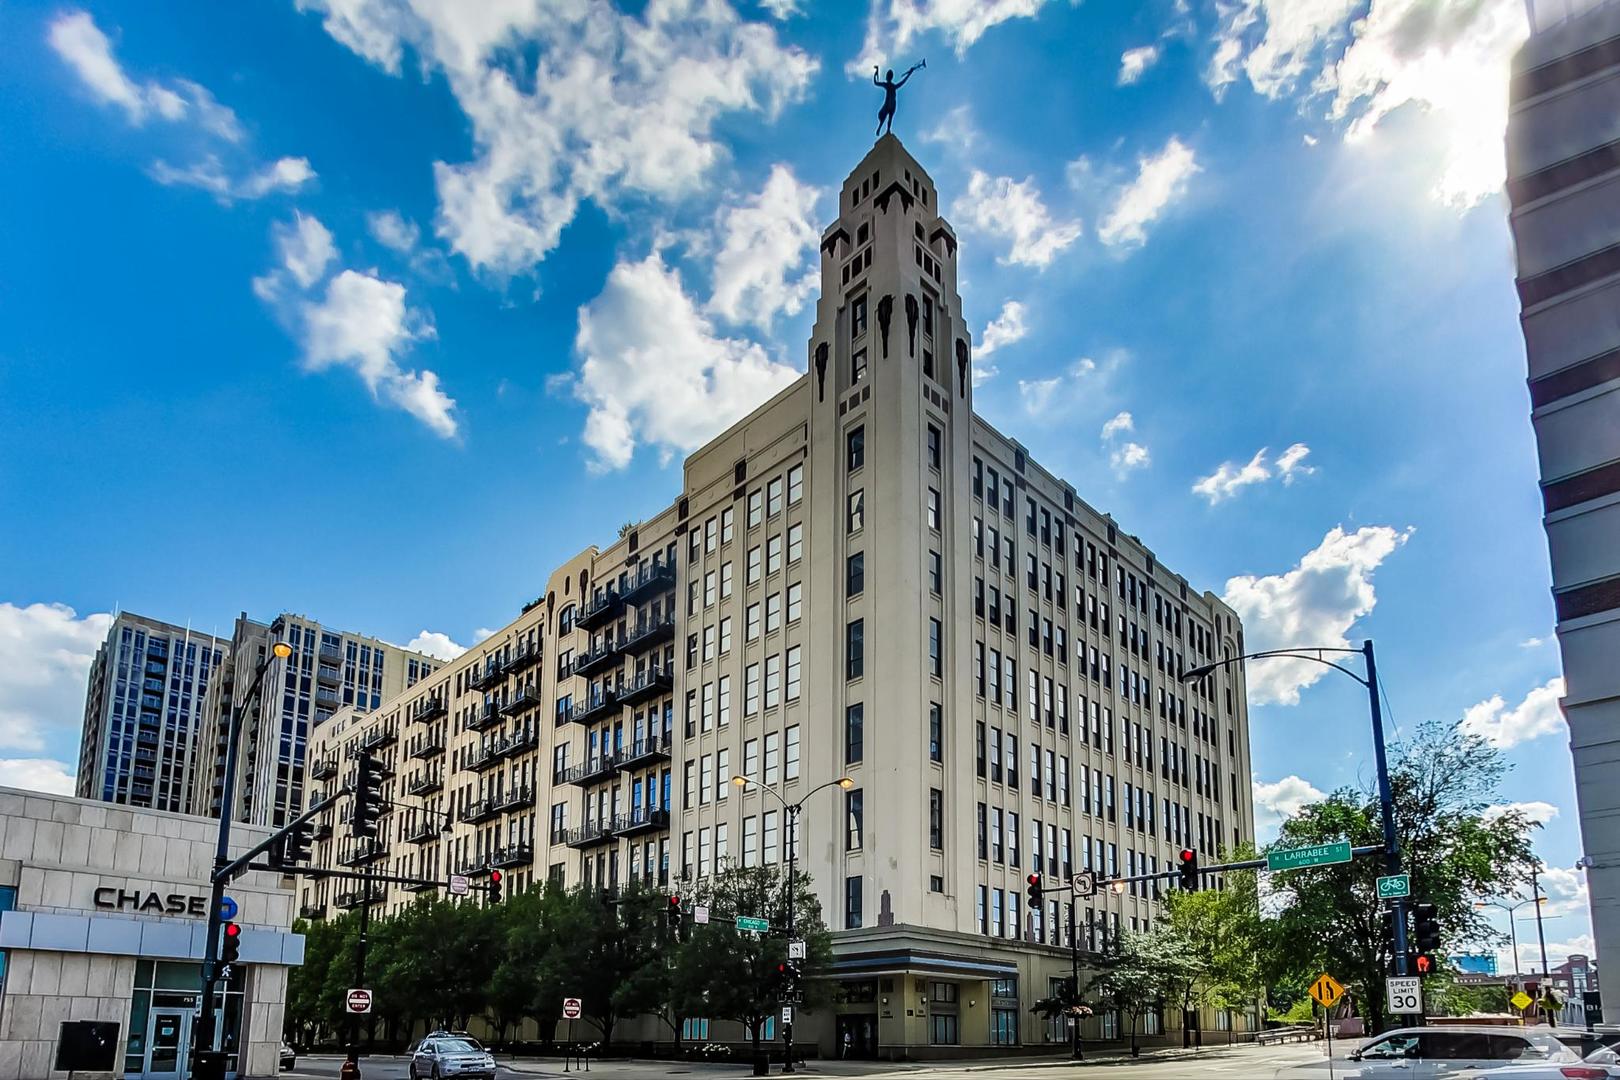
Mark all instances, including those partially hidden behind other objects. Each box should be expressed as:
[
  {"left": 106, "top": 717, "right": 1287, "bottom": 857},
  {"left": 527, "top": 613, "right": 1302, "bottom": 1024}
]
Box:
[
  {"left": 409, "top": 1035, "right": 497, "bottom": 1080},
  {"left": 1344, "top": 1026, "right": 1578, "bottom": 1075},
  {"left": 279, "top": 1041, "right": 296, "bottom": 1070},
  {"left": 1460, "top": 1042, "right": 1620, "bottom": 1079}
]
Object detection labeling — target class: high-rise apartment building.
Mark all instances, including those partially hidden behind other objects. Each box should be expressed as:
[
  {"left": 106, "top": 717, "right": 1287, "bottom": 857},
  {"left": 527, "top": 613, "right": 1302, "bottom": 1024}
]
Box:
[
  {"left": 1507, "top": 0, "right": 1620, "bottom": 1021},
  {"left": 195, "top": 613, "right": 439, "bottom": 827},
  {"left": 305, "top": 136, "right": 1254, "bottom": 1054},
  {"left": 76, "top": 612, "right": 225, "bottom": 813}
]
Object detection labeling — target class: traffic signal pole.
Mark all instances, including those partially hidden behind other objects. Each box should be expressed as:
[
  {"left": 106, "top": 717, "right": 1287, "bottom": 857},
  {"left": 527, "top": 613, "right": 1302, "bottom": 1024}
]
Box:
[{"left": 1365, "top": 641, "right": 1410, "bottom": 980}]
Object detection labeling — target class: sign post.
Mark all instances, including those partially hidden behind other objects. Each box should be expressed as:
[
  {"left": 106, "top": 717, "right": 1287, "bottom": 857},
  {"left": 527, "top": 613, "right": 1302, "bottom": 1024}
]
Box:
[
  {"left": 1376, "top": 874, "right": 1411, "bottom": 900},
  {"left": 345, "top": 988, "right": 372, "bottom": 1015},
  {"left": 448, "top": 874, "right": 470, "bottom": 897},
  {"left": 1310, "top": 973, "right": 1344, "bottom": 1059},
  {"left": 1388, "top": 977, "right": 1424, "bottom": 1016},
  {"left": 1267, "top": 842, "right": 1354, "bottom": 873},
  {"left": 1071, "top": 871, "right": 1097, "bottom": 898},
  {"left": 563, "top": 998, "right": 583, "bottom": 1073},
  {"left": 788, "top": 940, "right": 806, "bottom": 960}
]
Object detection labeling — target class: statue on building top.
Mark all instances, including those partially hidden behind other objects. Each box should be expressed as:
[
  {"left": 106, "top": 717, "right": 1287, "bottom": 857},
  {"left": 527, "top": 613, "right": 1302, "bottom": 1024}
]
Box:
[{"left": 873, "top": 60, "right": 925, "bottom": 137}]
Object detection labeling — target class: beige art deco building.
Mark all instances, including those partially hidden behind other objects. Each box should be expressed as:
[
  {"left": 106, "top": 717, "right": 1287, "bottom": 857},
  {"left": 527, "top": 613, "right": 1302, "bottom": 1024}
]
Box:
[{"left": 304, "top": 135, "right": 1255, "bottom": 1056}]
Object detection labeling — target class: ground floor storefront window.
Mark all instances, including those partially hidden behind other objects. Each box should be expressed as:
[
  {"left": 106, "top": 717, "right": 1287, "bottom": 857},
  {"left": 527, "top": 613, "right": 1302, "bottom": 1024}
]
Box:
[
  {"left": 125, "top": 960, "right": 244, "bottom": 1077},
  {"left": 929, "top": 1014, "right": 958, "bottom": 1045},
  {"left": 991, "top": 1008, "right": 1018, "bottom": 1045}
]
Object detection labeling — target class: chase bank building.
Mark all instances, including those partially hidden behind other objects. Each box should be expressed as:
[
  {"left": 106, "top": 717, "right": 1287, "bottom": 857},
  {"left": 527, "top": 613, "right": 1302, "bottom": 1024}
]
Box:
[{"left": 0, "top": 788, "right": 303, "bottom": 1079}]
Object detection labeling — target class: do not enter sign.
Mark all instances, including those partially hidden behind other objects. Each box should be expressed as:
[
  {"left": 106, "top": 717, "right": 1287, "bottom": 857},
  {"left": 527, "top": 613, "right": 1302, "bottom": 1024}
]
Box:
[
  {"left": 346, "top": 988, "right": 372, "bottom": 1014},
  {"left": 562, "top": 997, "right": 583, "bottom": 1020}
]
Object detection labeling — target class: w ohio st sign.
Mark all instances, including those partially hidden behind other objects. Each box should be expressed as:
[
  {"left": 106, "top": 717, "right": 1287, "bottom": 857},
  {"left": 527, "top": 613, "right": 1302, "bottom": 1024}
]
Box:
[{"left": 93, "top": 887, "right": 210, "bottom": 917}]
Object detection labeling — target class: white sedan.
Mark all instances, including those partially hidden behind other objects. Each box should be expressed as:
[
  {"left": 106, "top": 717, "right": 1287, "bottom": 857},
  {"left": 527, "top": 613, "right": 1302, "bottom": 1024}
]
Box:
[{"left": 1461, "top": 1044, "right": 1620, "bottom": 1079}]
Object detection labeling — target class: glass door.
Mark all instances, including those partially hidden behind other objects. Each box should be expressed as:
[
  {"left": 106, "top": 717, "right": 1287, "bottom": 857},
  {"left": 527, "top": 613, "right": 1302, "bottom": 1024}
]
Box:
[{"left": 144, "top": 1008, "right": 190, "bottom": 1079}]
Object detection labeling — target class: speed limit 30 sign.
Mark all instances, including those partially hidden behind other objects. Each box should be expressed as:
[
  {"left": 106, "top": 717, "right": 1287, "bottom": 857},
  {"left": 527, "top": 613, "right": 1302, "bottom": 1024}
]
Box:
[{"left": 1386, "top": 976, "right": 1423, "bottom": 1015}]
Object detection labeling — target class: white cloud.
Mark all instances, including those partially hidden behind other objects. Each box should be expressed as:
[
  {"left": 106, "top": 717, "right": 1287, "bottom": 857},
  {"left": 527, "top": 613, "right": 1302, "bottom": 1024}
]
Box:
[
  {"left": 1520, "top": 636, "right": 1547, "bottom": 649},
  {"left": 1253, "top": 774, "right": 1327, "bottom": 838},
  {"left": 1460, "top": 677, "right": 1566, "bottom": 750},
  {"left": 978, "top": 300, "right": 1028, "bottom": 359},
  {"left": 759, "top": 0, "right": 802, "bottom": 17},
  {"left": 848, "top": 0, "right": 1052, "bottom": 74},
  {"left": 1500, "top": 933, "right": 1593, "bottom": 975},
  {"left": 1111, "top": 442, "right": 1151, "bottom": 473},
  {"left": 708, "top": 165, "right": 821, "bottom": 330},
  {"left": 401, "top": 631, "right": 467, "bottom": 661},
  {"left": 252, "top": 212, "right": 338, "bottom": 301},
  {"left": 0, "top": 759, "right": 77, "bottom": 796},
  {"left": 572, "top": 252, "right": 801, "bottom": 471},
  {"left": 1097, "top": 135, "right": 1200, "bottom": 249},
  {"left": 150, "top": 155, "right": 316, "bottom": 203},
  {"left": 48, "top": 11, "right": 192, "bottom": 126},
  {"left": 367, "top": 210, "right": 422, "bottom": 254},
  {"left": 1101, "top": 411, "right": 1135, "bottom": 441},
  {"left": 1205, "top": 0, "right": 1528, "bottom": 209},
  {"left": 1019, "top": 376, "right": 1061, "bottom": 415},
  {"left": 1193, "top": 442, "right": 1314, "bottom": 504},
  {"left": 1019, "top": 357, "right": 1101, "bottom": 417},
  {"left": 954, "top": 170, "right": 1081, "bottom": 268},
  {"left": 1536, "top": 864, "right": 1589, "bottom": 920},
  {"left": 0, "top": 602, "right": 112, "bottom": 754},
  {"left": 1222, "top": 525, "right": 1411, "bottom": 705},
  {"left": 1483, "top": 801, "right": 1560, "bottom": 827},
  {"left": 294, "top": 2, "right": 816, "bottom": 277},
  {"left": 1118, "top": 44, "right": 1162, "bottom": 84}
]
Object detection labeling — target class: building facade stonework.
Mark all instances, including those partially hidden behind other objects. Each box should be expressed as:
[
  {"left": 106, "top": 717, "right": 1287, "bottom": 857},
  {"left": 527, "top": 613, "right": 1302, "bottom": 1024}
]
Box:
[{"left": 304, "top": 136, "right": 1256, "bottom": 1056}]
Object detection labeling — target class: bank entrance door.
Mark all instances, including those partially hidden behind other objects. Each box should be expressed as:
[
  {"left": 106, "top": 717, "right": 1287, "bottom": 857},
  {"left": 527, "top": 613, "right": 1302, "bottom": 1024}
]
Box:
[{"left": 145, "top": 1008, "right": 190, "bottom": 1079}]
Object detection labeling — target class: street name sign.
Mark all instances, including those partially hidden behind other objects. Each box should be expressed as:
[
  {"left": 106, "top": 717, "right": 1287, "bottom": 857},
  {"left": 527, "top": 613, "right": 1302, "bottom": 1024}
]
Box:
[
  {"left": 448, "top": 874, "right": 470, "bottom": 897},
  {"left": 788, "top": 940, "right": 806, "bottom": 960},
  {"left": 1071, "top": 871, "right": 1097, "bottom": 898},
  {"left": 562, "top": 997, "right": 583, "bottom": 1020},
  {"left": 1388, "top": 977, "right": 1424, "bottom": 1015},
  {"left": 694, "top": 905, "right": 710, "bottom": 925},
  {"left": 1376, "top": 874, "right": 1411, "bottom": 900},
  {"left": 1267, "top": 841, "right": 1353, "bottom": 872},
  {"left": 736, "top": 915, "right": 769, "bottom": 932},
  {"left": 1309, "top": 974, "right": 1345, "bottom": 1009},
  {"left": 1511, "top": 990, "right": 1533, "bottom": 1012},
  {"left": 346, "top": 989, "right": 373, "bottom": 1014}
]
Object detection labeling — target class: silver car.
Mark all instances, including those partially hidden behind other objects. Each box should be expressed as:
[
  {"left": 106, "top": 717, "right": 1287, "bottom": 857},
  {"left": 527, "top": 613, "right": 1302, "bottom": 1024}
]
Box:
[
  {"left": 408, "top": 1035, "right": 497, "bottom": 1080},
  {"left": 1344, "top": 1027, "right": 1578, "bottom": 1076}
]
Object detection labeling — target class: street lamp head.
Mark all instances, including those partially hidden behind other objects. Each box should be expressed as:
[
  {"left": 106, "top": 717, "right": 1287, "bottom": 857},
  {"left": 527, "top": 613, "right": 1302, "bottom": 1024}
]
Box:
[
  {"left": 271, "top": 642, "right": 293, "bottom": 659},
  {"left": 836, "top": 777, "right": 855, "bottom": 789},
  {"left": 732, "top": 775, "right": 751, "bottom": 788},
  {"left": 1180, "top": 664, "right": 1215, "bottom": 683}
]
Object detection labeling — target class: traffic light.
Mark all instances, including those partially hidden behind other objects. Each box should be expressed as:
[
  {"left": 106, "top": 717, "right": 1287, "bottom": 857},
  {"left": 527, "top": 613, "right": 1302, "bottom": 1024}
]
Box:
[
  {"left": 1412, "top": 902, "right": 1440, "bottom": 971},
  {"left": 667, "top": 895, "right": 683, "bottom": 925},
  {"left": 488, "top": 869, "right": 504, "bottom": 904},
  {"left": 1026, "top": 873, "right": 1042, "bottom": 910},
  {"left": 269, "top": 819, "right": 315, "bottom": 869},
  {"left": 1178, "top": 849, "right": 1200, "bottom": 891},
  {"left": 351, "top": 751, "right": 385, "bottom": 838},
  {"left": 220, "top": 921, "right": 241, "bottom": 966},
  {"left": 1380, "top": 906, "right": 1400, "bottom": 952}
]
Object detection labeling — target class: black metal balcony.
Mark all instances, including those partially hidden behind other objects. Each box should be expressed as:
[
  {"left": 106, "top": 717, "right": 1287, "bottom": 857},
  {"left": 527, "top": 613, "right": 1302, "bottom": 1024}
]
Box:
[
  {"left": 298, "top": 903, "right": 327, "bottom": 921},
  {"left": 403, "top": 879, "right": 436, "bottom": 893},
  {"left": 337, "top": 837, "right": 389, "bottom": 867},
  {"left": 469, "top": 661, "right": 504, "bottom": 691},
  {"left": 619, "top": 666, "right": 673, "bottom": 707},
  {"left": 618, "top": 733, "right": 672, "bottom": 769},
  {"left": 562, "top": 754, "right": 621, "bottom": 787},
  {"left": 309, "top": 756, "right": 338, "bottom": 781},
  {"left": 498, "top": 728, "right": 538, "bottom": 759},
  {"left": 462, "top": 797, "right": 500, "bottom": 824},
  {"left": 568, "top": 688, "right": 619, "bottom": 725},
  {"left": 317, "top": 665, "right": 342, "bottom": 688},
  {"left": 406, "top": 770, "right": 443, "bottom": 797},
  {"left": 467, "top": 702, "right": 501, "bottom": 732},
  {"left": 575, "top": 587, "right": 624, "bottom": 631},
  {"left": 408, "top": 734, "right": 445, "bottom": 761},
  {"left": 318, "top": 642, "right": 343, "bottom": 665},
  {"left": 413, "top": 696, "right": 448, "bottom": 724},
  {"left": 495, "top": 785, "right": 535, "bottom": 813},
  {"left": 562, "top": 820, "right": 617, "bottom": 848},
  {"left": 614, "top": 807, "right": 670, "bottom": 838},
  {"left": 621, "top": 562, "right": 676, "bottom": 605},
  {"left": 361, "top": 724, "right": 396, "bottom": 751},
  {"left": 455, "top": 857, "right": 492, "bottom": 879},
  {"left": 491, "top": 843, "right": 534, "bottom": 869},
  {"left": 506, "top": 642, "right": 543, "bottom": 675},
  {"left": 335, "top": 885, "right": 384, "bottom": 909},
  {"left": 313, "top": 822, "right": 333, "bottom": 842},
  {"left": 572, "top": 640, "right": 623, "bottom": 678},
  {"left": 405, "top": 818, "right": 440, "bottom": 844},
  {"left": 502, "top": 686, "right": 541, "bottom": 716},
  {"left": 620, "top": 613, "right": 676, "bottom": 656},
  {"left": 466, "top": 743, "right": 503, "bottom": 773}
]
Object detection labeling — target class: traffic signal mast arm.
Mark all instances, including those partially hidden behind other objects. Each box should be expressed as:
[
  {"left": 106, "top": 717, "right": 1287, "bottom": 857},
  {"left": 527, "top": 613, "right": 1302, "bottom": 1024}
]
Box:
[
  {"left": 1047, "top": 844, "right": 1388, "bottom": 897},
  {"left": 212, "top": 788, "right": 345, "bottom": 887}
]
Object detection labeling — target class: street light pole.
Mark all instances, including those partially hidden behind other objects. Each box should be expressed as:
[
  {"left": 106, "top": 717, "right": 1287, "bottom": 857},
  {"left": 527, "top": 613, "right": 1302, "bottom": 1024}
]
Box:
[
  {"left": 1476, "top": 895, "right": 1547, "bottom": 1004},
  {"left": 192, "top": 640, "right": 292, "bottom": 1080},
  {"left": 732, "top": 774, "right": 853, "bottom": 1074},
  {"left": 1531, "top": 861, "right": 1551, "bottom": 988}
]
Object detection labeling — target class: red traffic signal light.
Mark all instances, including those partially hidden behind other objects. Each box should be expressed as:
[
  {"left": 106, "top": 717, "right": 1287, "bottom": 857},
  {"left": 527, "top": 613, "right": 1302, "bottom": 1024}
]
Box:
[
  {"left": 488, "top": 869, "right": 504, "bottom": 904},
  {"left": 1415, "top": 954, "right": 1433, "bottom": 974},
  {"left": 1178, "top": 849, "right": 1200, "bottom": 891},
  {"left": 667, "top": 895, "right": 682, "bottom": 924},
  {"left": 221, "top": 920, "right": 241, "bottom": 965},
  {"left": 1025, "top": 873, "right": 1042, "bottom": 910}
]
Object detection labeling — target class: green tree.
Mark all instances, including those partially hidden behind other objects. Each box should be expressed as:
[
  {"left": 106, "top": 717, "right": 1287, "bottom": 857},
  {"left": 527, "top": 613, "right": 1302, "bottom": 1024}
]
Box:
[
  {"left": 1083, "top": 931, "right": 1193, "bottom": 1057},
  {"left": 669, "top": 865, "right": 833, "bottom": 1066},
  {"left": 1161, "top": 845, "right": 1266, "bottom": 1045},
  {"left": 1264, "top": 720, "right": 1536, "bottom": 1033},
  {"left": 285, "top": 916, "right": 347, "bottom": 1046}
]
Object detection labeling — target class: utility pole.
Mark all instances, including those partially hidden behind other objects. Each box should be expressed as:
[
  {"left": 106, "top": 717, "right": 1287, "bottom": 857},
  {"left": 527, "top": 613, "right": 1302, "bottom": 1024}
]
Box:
[
  {"left": 1532, "top": 860, "right": 1551, "bottom": 1015},
  {"left": 783, "top": 801, "right": 798, "bottom": 1075},
  {"left": 1364, "top": 641, "right": 1409, "bottom": 979},
  {"left": 1066, "top": 896, "right": 1082, "bottom": 1060}
]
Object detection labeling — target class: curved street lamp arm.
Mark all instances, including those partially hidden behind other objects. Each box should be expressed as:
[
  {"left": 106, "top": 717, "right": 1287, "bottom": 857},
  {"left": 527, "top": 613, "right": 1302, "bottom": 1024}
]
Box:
[
  {"left": 1181, "top": 647, "right": 1368, "bottom": 687},
  {"left": 733, "top": 774, "right": 791, "bottom": 810},
  {"left": 794, "top": 777, "right": 853, "bottom": 811}
]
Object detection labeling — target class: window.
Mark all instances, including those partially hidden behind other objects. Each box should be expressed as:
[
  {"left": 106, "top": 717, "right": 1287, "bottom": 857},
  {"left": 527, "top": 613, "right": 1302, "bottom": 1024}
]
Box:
[
  {"left": 851, "top": 294, "right": 868, "bottom": 339},
  {"left": 764, "top": 810, "right": 779, "bottom": 864},
  {"left": 745, "top": 663, "right": 760, "bottom": 714},
  {"left": 929, "top": 702, "right": 943, "bottom": 762},
  {"left": 927, "top": 424, "right": 942, "bottom": 469},
  {"left": 700, "top": 755, "right": 713, "bottom": 805},
  {"left": 719, "top": 616, "right": 733, "bottom": 654},
  {"left": 718, "top": 675, "right": 733, "bottom": 727},
  {"left": 768, "top": 476, "right": 784, "bottom": 517},
  {"left": 744, "top": 737, "right": 759, "bottom": 780},
  {"left": 786, "top": 646, "right": 802, "bottom": 701},
  {"left": 746, "top": 545, "right": 761, "bottom": 585},
  {"left": 846, "top": 703, "right": 864, "bottom": 764},
  {"left": 787, "top": 582, "right": 802, "bottom": 622},
  {"left": 747, "top": 489, "right": 763, "bottom": 527},
  {"left": 704, "top": 571, "right": 716, "bottom": 606},
  {"left": 765, "top": 654, "right": 782, "bottom": 709},
  {"left": 721, "top": 506, "right": 734, "bottom": 543},
  {"left": 847, "top": 426, "right": 866, "bottom": 472},
  {"left": 785, "top": 724, "right": 800, "bottom": 779},
  {"left": 720, "top": 562, "right": 733, "bottom": 599},
  {"left": 928, "top": 618, "right": 943, "bottom": 677},
  {"left": 846, "top": 875, "right": 863, "bottom": 929},
  {"left": 847, "top": 552, "right": 865, "bottom": 596},
  {"left": 929, "top": 550, "right": 942, "bottom": 594},
  {"left": 846, "top": 789, "right": 864, "bottom": 850},
  {"left": 847, "top": 490, "right": 865, "bottom": 532},
  {"left": 766, "top": 592, "right": 782, "bottom": 633},
  {"left": 787, "top": 464, "right": 803, "bottom": 505},
  {"left": 853, "top": 348, "right": 868, "bottom": 383},
  {"left": 847, "top": 619, "right": 865, "bottom": 679},
  {"left": 929, "top": 788, "right": 943, "bottom": 850},
  {"left": 765, "top": 731, "right": 781, "bottom": 784},
  {"left": 787, "top": 523, "right": 803, "bottom": 563},
  {"left": 767, "top": 534, "right": 783, "bottom": 575},
  {"left": 927, "top": 488, "right": 941, "bottom": 530},
  {"left": 742, "top": 817, "right": 758, "bottom": 868}
]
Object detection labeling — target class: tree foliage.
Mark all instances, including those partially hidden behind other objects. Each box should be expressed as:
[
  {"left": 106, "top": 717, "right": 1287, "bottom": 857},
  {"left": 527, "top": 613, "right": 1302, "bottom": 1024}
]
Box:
[
  {"left": 1160, "top": 847, "right": 1265, "bottom": 1045},
  {"left": 1083, "top": 931, "right": 1200, "bottom": 1057}
]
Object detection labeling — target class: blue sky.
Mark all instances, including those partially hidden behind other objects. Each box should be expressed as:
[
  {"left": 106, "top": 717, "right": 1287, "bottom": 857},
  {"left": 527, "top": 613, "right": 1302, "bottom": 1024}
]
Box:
[{"left": 0, "top": 0, "right": 1581, "bottom": 969}]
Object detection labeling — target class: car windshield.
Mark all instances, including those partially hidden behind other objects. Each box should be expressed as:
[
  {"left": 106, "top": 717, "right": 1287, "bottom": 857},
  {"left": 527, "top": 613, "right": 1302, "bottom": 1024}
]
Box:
[
  {"left": 438, "top": 1038, "right": 481, "bottom": 1053},
  {"left": 1586, "top": 1046, "right": 1620, "bottom": 1065}
]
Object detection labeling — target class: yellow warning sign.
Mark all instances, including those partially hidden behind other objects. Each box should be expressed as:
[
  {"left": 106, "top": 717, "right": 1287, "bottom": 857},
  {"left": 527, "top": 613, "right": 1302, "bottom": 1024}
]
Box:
[
  {"left": 1511, "top": 990, "right": 1533, "bottom": 1011},
  {"left": 1310, "top": 973, "right": 1346, "bottom": 1009}
]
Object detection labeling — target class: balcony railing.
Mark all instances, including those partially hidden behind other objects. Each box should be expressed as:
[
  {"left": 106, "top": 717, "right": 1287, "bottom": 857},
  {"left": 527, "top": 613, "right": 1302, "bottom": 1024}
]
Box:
[
  {"left": 575, "top": 587, "right": 624, "bottom": 631},
  {"left": 405, "top": 818, "right": 440, "bottom": 844},
  {"left": 614, "top": 807, "right": 671, "bottom": 838},
  {"left": 498, "top": 728, "right": 538, "bottom": 759},
  {"left": 467, "top": 702, "right": 502, "bottom": 732},
  {"left": 562, "top": 754, "right": 621, "bottom": 787},
  {"left": 318, "top": 643, "right": 343, "bottom": 666},
  {"left": 619, "top": 665, "right": 673, "bottom": 707},
  {"left": 298, "top": 903, "right": 327, "bottom": 920},
  {"left": 408, "top": 733, "right": 446, "bottom": 760},
  {"left": 621, "top": 561, "right": 676, "bottom": 605},
  {"left": 455, "top": 857, "right": 492, "bottom": 879},
  {"left": 316, "top": 665, "right": 342, "bottom": 688},
  {"left": 309, "top": 756, "right": 338, "bottom": 781},
  {"left": 618, "top": 733, "right": 672, "bottom": 769},
  {"left": 406, "top": 770, "right": 443, "bottom": 797},
  {"left": 572, "top": 640, "right": 622, "bottom": 678},
  {"left": 495, "top": 785, "right": 535, "bottom": 813},
  {"left": 335, "top": 884, "right": 385, "bottom": 909},
  {"left": 562, "top": 820, "right": 617, "bottom": 849},
  {"left": 506, "top": 641, "right": 543, "bottom": 675},
  {"left": 462, "top": 797, "right": 500, "bottom": 824},
  {"left": 502, "top": 686, "right": 541, "bottom": 716},
  {"left": 491, "top": 843, "right": 534, "bottom": 869},
  {"left": 337, "top": 837, "right": 389, "bottom": 867},
  {"left": 466, "top": 743, "right": 504, "bottom": 773},
  {"left": 469, "top": 662, "right": 504, "bottom": 691},
  {"left": 361, "top": 724, "right": 396, "bottom": 751},
  {"left": 568, "top": 688, "right": 619, "bottom": 726},
  {"left": 413, "top": 696, "right": 448, "bottom": 724},
  {"left": 620, "top": 613, "right": 676, "bottom": 656}
]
